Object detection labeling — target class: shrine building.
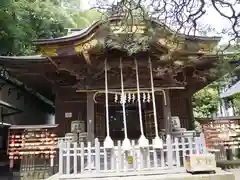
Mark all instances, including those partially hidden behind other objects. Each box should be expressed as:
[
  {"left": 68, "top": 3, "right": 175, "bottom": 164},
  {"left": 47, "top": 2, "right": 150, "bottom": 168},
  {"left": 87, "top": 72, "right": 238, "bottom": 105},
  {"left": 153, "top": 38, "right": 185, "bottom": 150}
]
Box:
[{"left": 0, "top": 16, "right": 222, "bottom": 142}]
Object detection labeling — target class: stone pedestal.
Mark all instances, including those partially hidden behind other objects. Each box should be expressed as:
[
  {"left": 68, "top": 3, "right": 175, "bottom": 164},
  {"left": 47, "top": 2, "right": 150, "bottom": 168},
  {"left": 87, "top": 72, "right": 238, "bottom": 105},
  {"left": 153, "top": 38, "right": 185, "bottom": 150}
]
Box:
[
  {"left": 64, "top": 120, "right": 88, "bottom": 142},
  {"left": 185, "top": 153, "right": 216, "bottom": 173},
  {"left": 65, "top": 133, "right": 78, "bottom": 141}
]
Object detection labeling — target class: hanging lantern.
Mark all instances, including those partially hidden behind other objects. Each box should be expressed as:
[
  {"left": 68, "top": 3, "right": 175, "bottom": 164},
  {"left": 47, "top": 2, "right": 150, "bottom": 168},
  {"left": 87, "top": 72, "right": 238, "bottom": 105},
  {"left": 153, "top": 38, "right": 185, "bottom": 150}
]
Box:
[
  {"left": 9, "top": 156, "right": 13, "bottom": 159},
  {"left": 15, "top": 135, "right": 20, "bottom": 138},
  {"left": 50, "top": 133, "right": 56, "bottom": 137}
]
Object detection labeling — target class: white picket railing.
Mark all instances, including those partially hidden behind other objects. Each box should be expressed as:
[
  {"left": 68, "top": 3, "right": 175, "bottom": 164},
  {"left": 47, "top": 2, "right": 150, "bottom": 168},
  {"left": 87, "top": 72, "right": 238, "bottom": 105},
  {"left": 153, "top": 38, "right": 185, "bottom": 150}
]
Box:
[{"left": 57, "top": 133, "right": 206, "bottom": 178}]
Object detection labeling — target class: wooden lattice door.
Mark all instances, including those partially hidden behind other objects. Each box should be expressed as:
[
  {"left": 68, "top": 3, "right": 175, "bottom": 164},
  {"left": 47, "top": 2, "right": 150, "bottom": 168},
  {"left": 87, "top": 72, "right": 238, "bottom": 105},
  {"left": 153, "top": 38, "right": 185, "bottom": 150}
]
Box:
[
  {"left": 95, "top": 113, "right": 105, "bottom": 140},
  {"left": 144, "top": 110, "right": 155, "bottom": 139}
]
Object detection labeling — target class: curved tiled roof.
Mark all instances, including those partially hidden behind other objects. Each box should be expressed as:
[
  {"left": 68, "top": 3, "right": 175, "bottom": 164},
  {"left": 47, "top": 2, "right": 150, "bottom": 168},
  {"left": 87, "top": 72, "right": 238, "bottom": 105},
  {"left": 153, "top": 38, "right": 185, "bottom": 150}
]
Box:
[{"left": 34, "top": 16, "right": 221, "bottom": 45}]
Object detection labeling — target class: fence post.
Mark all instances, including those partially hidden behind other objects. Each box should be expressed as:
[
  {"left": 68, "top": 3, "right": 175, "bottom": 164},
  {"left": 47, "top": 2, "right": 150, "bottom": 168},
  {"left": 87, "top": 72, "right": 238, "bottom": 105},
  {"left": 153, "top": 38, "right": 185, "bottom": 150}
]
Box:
[
  {"left": 50, "top": 157, "right": 54, "bottom": 175},
  {"left": 80, "top": 142, "right": 84, "bottom": 172},
  {"left": 132, "top": 140, "right": 137, "bottom": 170},
  {"left": 116, "top": 140, "right": 122, "bottom": 172},
  {"left": 66, "top": 141, "right": 71, "bottom": 174},
  {"left": 95, "top": 138, "right": 100, "bottom": 173},
  {"left": 181, "top": 137, "right": 186, "bottom": 167},
  {"left": 166, "top": 134, "right": 173, "bottom": 168},
  {"left": 147, "top": 146, "right": 151, "bottom": 169},
  {"left": 188, "top": 137, "right": 193, "bottom": 155},
  {"left": 153, "top": 145, "right": 158, "bottom": 168},
  {"left": 86, "top": 141, "right": 93, "bottom": 172},
  {"left": 73, "top": 142, "right": 77, "bottom": 174},
  {"left": 104, "top": 147, "right": 108, "bottom": 171},
  {"left": 174, "top": 137, "right": 180, "bottom": 167},
  {"left": 110, "top": 147, "right": 116, "bottom": 171},
  {"left": 194, "top": 136, "right": 200, "bottom": 154},
  {"left": 59, "top": 141, "right": 63, "bottom": 174},
  {"left": 200, "top": 133, "right": 207, "bottom": 153}
]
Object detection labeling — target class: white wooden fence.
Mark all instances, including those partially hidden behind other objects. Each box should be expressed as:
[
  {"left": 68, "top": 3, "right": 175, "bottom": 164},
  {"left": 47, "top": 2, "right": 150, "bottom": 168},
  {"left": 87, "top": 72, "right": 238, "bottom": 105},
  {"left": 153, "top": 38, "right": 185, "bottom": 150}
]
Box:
[{"left": 57, "top": 133, "right": 206, "bottom": 178}]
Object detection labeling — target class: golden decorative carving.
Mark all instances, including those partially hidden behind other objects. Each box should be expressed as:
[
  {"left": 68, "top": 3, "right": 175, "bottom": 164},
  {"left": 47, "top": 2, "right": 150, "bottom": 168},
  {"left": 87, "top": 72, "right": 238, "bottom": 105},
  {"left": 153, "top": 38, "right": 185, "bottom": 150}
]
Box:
[
  {"left": 40, "top": 33, "right": 98, "bottom": 57},
  {"left": 74, "top": 39, "right": 98, "bottom": 64},
  {"left": 198, "top": 43, "right": 210, "bottom": 52},
  {"left": 158, "top": 38, "right": 182, "bottom": 51},
  {"left": 74, "top": 39, "right": 98, "bottom": 53},
  {"left": 74, "top": 44, "right": 83, "bottom": 53},
  {"left": 40, "top": 46, "right": 58, "bottom": 56},
  {"left": 83, "top": 39, "right": 98, "bottom": 51}
]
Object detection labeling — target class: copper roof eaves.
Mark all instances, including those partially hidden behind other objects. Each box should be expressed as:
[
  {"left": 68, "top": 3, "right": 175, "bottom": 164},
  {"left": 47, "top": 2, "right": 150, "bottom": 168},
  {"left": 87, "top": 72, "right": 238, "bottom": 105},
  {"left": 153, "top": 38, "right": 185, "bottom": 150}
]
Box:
[
  {"left": 33, "top": 16, "right": 222, "bottom": 45},
  {"left": 0, "top": 55, "right": 48, "bottom": 62}
]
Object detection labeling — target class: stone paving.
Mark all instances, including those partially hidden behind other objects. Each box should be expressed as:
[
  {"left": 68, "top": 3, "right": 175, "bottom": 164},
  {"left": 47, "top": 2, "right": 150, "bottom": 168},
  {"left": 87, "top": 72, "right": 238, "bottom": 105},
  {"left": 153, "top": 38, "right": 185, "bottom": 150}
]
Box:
[
  {"left": 45, "top": 168, "right": 235, "bottom": 180},
  {"left": 226, "top": 169, "right": 240, "bottom": 180}
]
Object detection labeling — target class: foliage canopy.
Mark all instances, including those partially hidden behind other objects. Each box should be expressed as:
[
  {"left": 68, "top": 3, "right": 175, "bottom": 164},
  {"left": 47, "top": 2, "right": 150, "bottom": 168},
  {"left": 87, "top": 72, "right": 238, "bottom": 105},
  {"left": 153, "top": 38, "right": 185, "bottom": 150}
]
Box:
[
  {"left": 0, "top": 0, "right": 102, "bottom": 56},
  {"left": 192, "top": 88, "right": 219, "bottom": 118}
]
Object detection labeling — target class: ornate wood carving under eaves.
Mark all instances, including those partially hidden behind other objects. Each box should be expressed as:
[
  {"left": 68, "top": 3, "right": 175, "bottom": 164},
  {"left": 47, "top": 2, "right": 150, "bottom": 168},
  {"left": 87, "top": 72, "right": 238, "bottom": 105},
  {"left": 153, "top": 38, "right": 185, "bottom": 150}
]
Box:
[
  {"left": 44, "top": 51, "right": 220, "bottom": 90},
  {"left": 184, "top": 40, "right": 217, "bottom": 53},
  {"left": 157, "top": 38, "right": 183, "bottom": 51}
]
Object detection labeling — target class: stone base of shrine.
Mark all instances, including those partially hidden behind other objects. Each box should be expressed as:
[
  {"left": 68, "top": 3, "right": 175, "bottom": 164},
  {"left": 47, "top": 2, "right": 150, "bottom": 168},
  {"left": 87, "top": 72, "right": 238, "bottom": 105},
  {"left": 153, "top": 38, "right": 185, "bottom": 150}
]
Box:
[{"left": 46, "top": 168, "right": 235, "bottom": 180}]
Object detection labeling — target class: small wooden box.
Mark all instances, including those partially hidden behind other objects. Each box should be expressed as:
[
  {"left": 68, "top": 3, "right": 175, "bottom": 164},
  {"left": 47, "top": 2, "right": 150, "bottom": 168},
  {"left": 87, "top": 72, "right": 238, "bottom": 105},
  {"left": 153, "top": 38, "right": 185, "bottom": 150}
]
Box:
[{"left": 185, "top": 154, "right": 216, "bottom": 173}]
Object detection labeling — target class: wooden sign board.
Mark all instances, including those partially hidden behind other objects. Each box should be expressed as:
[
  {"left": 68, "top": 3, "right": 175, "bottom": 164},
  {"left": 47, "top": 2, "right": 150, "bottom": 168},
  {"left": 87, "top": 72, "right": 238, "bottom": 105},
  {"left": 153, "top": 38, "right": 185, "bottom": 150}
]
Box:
[
  {"left": 65, "top": 112, "right": 72, "bottom": 118},
  {"left": 185, "top": 154, "right": 216, "bottom": 173}
]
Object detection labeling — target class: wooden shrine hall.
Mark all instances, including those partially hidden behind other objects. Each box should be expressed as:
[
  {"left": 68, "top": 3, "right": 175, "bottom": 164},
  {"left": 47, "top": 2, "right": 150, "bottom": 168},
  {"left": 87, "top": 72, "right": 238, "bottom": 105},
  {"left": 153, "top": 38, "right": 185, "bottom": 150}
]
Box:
[{"left": 0, "top": 16, "right": 222, "bottom": 143}]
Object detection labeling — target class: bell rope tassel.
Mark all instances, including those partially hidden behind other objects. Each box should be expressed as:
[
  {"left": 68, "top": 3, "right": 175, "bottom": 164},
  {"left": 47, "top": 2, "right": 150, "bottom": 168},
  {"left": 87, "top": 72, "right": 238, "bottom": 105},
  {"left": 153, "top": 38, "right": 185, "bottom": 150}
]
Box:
[{"left": 103, "top": 58, "right": 114, "bottom": 149}]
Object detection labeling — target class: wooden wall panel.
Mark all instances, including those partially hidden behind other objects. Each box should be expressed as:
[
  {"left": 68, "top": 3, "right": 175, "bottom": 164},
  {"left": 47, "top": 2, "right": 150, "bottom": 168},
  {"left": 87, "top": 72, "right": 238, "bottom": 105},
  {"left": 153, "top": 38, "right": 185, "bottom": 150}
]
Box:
[
  {"left": 170, "top": 90, "right": 193, "bottom": 130},
  {"left": 95, "top": 103, "right": 105, "bottom": 140},
  {"left": 55, "top": 87, "right": 86, "bottom": 136}
]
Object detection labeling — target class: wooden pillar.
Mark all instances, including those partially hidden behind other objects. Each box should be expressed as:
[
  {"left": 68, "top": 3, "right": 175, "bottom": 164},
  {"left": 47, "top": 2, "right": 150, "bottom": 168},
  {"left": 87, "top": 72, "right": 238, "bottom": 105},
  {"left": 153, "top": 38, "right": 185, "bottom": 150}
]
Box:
[
  {"left": 163, "top": 89, "right": 171, "bottom": 134},
  {"left": 87, "top": 92, "right": 95, "bottom": 142},
  {"left": 186, "top": 96, "right": 194, "bottom": 130},
  {"left": 163, "top": 89, "right": 173, "bottom": 168},
  {"left": 55, "top": 89, "right": 65, "bottom": 137}
]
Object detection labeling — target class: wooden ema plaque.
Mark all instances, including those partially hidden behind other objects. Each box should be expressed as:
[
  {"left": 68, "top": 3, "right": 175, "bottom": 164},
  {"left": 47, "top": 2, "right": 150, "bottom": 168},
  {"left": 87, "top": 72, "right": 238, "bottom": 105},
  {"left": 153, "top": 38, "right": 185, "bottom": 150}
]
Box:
[{"left": 185, "top": 154, "right": 216, "bottom": 174}]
